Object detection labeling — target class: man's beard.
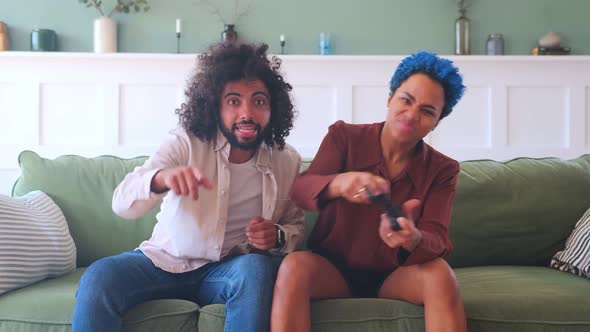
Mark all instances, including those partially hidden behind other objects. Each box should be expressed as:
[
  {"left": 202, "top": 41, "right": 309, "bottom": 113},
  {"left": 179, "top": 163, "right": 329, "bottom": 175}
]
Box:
[{"left": 219, "top": 119, "right": 271, "bottom": 151}]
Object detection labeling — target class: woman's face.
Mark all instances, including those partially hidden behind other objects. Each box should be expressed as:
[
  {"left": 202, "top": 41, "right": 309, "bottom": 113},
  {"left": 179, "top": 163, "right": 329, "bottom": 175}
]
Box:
[{"left": 384, "top": 73, "right": 445, "bottom": 144}]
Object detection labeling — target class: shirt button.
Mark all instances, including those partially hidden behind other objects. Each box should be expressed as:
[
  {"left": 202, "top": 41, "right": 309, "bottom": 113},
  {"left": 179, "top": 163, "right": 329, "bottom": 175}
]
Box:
[
  {"left": 221, "top": 190, "right": 226, "bottom": 194},
  {"left": 214, "top": 245, "right": 220, "bottom": 250}
]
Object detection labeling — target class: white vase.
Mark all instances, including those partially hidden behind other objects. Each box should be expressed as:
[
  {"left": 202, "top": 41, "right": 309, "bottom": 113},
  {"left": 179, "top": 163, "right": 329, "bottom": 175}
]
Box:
[{"left": 93, "top": 16, "right": 117, "bottom": 53}]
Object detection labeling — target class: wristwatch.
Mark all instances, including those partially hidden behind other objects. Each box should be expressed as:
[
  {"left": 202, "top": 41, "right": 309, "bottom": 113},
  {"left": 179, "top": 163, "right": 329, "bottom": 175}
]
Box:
[{"left": 274, "top": 224, "right": 286, "bottom": 248}]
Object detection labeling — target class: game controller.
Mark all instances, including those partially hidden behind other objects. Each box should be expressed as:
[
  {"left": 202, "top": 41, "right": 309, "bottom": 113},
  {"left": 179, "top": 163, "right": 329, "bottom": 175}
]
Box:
[{"left": 366, "top": 189, "right": 402, "bottom": 231}]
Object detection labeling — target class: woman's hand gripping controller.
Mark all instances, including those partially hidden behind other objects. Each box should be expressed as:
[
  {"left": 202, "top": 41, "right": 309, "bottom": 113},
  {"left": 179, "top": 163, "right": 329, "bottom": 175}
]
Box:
[{"left": 367, "top": 189, "right": 402, "bottom": 231}]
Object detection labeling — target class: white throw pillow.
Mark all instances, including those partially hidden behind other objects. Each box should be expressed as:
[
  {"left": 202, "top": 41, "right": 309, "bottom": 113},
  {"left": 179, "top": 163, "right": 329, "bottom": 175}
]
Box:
[
  {"left": 550, "top": 207, "right": 590, "bottom": 278},
  {"left": 0, "top": 191, "right": 76, "bottom": 295}
]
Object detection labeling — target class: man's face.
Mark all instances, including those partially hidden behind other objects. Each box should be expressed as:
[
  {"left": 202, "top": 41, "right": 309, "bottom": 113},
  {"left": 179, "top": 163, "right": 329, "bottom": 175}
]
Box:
[{"left": 219, "top": 79, "right": 272, "bottom": 150}]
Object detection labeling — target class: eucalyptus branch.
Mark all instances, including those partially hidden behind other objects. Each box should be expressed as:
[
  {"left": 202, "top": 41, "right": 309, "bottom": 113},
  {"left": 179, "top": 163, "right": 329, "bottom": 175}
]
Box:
[
  {"left": 194, "top": 0, "right": 255, "bottom": 25},
  {"left": 80, "top": 0, "right": 106, "bottom": 16},
  {"left": 78, "top": 0, "right": 150, "bottom": 18},
  {"left": 196, "top": 0, "right": 227, "bottom": 25},
  {"left": 106, "top": 0, "right": 124, "bottom": 17},
  {"left": 234, "top": 0, "right": 254, "bottom": 25},
  {"left": 107, "top": 3, "right": 119, "bottom": 17}
]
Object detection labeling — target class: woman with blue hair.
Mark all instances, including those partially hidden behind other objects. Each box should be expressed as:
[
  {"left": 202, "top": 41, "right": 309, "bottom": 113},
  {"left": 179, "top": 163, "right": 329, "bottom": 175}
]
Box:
[{"left": 272, "top": 51, "right": 467, "bottom": 331}]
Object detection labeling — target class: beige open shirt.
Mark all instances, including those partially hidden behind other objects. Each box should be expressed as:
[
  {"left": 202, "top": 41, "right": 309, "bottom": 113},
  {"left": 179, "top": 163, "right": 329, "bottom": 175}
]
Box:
[{"left": 112, "top": 127, "right": 305, "bottom": 273}]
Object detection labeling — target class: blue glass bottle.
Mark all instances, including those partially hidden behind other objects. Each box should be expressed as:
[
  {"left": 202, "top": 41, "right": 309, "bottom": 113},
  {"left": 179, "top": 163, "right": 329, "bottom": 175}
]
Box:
[{"left": 319, "top": 32, "right": 331, "bottom": 55}]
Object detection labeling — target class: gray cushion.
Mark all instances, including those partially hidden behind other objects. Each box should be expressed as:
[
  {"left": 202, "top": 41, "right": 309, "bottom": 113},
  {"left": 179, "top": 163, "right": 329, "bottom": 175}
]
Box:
[
  {"left": 550, "top": 207, "right": 590, "bottom": 278},
  {"left": 0, "top": 191, "right": 76, "bottom": 295}
]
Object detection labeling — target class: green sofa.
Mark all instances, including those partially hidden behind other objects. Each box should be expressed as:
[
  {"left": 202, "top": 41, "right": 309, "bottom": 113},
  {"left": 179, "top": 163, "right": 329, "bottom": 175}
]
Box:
[{"left": 2, "top": 150, "right": 590, "bottom": 332}]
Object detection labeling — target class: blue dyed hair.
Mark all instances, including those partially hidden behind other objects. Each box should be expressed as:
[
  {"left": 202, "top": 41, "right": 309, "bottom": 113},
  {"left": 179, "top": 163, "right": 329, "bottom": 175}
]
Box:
[{"left": 389, "top": 51, "right": 465, "bottom": 120}]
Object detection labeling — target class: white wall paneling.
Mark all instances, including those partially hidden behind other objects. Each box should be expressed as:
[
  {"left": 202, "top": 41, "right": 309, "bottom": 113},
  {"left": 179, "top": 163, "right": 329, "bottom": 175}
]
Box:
[
  {"left": 1, "top": 53, "right": 590, "bottom": 195},
  {"left": 119, "top": 83, "right": 181, "bottom": 147},
  {"left": 586, "top": 87, "right": 590, "bottom": 147},
  {"left": 430, "top": 86, "right": 492, "bottom": 149},
  {"left": 288, "top": 85, "right": 340, "bottom": 158}
]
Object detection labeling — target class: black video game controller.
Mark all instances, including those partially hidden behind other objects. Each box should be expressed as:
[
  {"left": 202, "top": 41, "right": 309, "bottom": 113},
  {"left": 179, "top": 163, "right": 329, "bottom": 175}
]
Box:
[{"left": 366, "top": 189, "right": 402, "bottom": 231}]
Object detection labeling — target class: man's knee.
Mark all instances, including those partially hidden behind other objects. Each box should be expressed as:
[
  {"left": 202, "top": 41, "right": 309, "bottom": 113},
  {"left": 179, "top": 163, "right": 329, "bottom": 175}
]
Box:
[
  {"left": 77, "top": 255, "right": 130, "bottom": 302},
  {"left": 80, "top": 258, "right": 116, "bottom": 287},
  {"left": 75, "top": 262, "right": 117, "bottom": 317},
  {"left": 221, "top": 254, "right": 276, "bottom": 305},
  {"left": 233, "top": 254, "right": 276, "bottom": 284}
]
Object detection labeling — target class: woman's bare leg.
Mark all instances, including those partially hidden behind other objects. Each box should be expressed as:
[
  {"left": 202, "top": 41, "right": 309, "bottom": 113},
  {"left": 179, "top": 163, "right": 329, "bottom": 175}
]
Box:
[
  {"left": 378, "top": 258, "right": 467, "bottom": 332},
  {"left": 271, "top": 251, "right": 351, "bottom": 332}
]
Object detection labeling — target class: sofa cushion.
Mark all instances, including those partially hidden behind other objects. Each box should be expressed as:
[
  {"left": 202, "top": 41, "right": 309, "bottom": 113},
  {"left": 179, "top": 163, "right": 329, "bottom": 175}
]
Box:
[
  {"left": 199, "top": 300, "right": 426, "bottom": 332},
  {"left": 448, "top": 155, "right": 590, "bottom": 267},
  {"left": 550, "top": 207, "right": 590, "bottom": 278},
  {"left": 0, "top": 268, "right": 199, "bottom": 332},
  {"left": 0, "top": 191, "right": 76, "bottom": 295},
  {"left": 459, "top": 266, "right": 590, "bottom": 331},
  {"left": 12, "top": 151, "right": 155, "bottom": 267}
]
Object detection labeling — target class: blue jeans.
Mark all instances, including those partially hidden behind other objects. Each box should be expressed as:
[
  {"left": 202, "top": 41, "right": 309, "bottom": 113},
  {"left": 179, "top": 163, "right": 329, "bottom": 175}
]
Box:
[{"left": 72, "top": 250, "right": 277, "bottom": 332}]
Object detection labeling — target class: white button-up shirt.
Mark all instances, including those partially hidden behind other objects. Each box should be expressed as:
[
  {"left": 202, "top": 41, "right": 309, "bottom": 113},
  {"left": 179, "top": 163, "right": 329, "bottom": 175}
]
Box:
[{"left": 112, "top": 127, "right": 305, "bottom": 273}]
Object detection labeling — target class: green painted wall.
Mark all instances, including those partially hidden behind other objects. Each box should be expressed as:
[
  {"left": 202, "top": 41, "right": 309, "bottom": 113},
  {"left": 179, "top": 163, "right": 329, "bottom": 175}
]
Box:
[{"left": 1, "top": 0, "right": 588, "bottom": 55}]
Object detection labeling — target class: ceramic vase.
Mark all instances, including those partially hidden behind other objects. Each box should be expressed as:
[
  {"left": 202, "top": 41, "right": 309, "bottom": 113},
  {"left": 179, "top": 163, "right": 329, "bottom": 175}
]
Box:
[
  {"left": 222, "top": 24, "right": 238, "bottom": 45},
  {"left": 94, "top": 16, "right": 117, "bottom": 53}
]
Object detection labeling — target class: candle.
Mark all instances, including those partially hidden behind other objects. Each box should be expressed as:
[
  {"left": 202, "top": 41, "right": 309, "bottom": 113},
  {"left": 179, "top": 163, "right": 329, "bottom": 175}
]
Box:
[
  {"left": 280, "top": 34, "right": 285, "bottom": 43},
  {"left": 176, "top": 19, "right": 182, "bottom": 34}
]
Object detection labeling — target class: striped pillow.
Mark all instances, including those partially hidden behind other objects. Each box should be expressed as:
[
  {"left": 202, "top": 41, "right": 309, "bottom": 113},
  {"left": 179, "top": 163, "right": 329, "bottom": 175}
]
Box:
[
  {"left": 550, "top": 207, "right": 590, "bottom": 278},
  {"left": 0, "top": 191, "right": 76, "bottom": 295}
]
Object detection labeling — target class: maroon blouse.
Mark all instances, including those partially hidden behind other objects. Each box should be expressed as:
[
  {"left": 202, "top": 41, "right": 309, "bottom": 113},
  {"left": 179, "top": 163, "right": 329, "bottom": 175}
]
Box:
[{"left": 291, "top": 121, "right": 460, "bottom": 273}]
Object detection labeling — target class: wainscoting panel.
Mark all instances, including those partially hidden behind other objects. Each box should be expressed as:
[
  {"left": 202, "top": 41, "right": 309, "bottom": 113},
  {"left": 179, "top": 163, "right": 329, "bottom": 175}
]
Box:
[
  {"left": 0, "top": 82, "right": 38, "bottom": 147},
  {"left": 40, "top": 83, "right": 104, "bottom": 146},
  {"left": 287, "top": 85, "right": 339, "bottom": 157},
  {"left": 119, "top": 84, "right": 181, "bottom": 147},
  {"left": 352, "top": 85, "right": 389, "bottom": 124},
  {"left": 507, "top": 86, "right": 568, "bottom": 148},
  {"left": 0, "top": 170, "right": 20, "bottom": 196},
  {"left": 430, "top": 86, "right": 492, "bottom": 149}
]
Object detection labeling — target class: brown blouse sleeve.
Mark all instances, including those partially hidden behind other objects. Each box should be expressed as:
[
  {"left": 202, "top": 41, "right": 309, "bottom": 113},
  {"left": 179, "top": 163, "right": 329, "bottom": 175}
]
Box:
[
  {"left": 290, "top": 121, "right": 347, "bottom": 211},
  {"left": 397, "top": 160, "right": 460, "bottom": 266}
]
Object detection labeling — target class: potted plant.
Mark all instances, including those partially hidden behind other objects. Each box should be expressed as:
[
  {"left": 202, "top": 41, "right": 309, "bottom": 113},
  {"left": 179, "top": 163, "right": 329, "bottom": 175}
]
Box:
[{"left": 78, "top": 0, "right": 150, "bottom": 53}]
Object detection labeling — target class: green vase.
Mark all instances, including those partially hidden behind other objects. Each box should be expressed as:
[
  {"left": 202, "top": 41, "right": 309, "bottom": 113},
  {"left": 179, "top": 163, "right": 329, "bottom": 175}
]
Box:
[
  {"left": 30, "top": 29, "right": 57, "bottom": 52},
  {"left": 222, "top": 24, "right": 238, "bottom": 45}
]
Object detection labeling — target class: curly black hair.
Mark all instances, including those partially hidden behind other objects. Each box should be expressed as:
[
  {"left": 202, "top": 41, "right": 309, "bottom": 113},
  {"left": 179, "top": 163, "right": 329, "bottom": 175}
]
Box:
[{"left": 176, "top": 42, "right": 295, "bottom": 150}]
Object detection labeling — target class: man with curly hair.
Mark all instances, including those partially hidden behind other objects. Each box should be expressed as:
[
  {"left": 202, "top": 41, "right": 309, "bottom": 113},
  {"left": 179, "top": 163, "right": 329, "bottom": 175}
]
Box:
[
  {"left": 72, "top": 43, "right": 304, "bottom": 332},
  {"left": 272, "top": 51, "right": 468, "bottom": 331}
]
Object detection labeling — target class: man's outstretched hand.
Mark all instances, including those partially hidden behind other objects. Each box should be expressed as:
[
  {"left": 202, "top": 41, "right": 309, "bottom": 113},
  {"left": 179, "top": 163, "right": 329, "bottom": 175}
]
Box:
[{"left": 151, "top": 166, "right": 213, "bottom": 200}]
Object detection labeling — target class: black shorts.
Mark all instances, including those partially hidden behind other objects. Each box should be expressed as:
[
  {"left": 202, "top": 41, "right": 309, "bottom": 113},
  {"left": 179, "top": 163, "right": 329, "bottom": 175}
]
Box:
[{"left": 313, "top": 249, "right": 390, "bottom": 298}]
